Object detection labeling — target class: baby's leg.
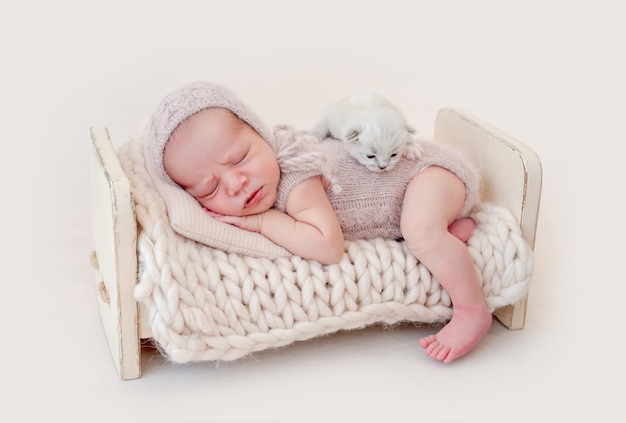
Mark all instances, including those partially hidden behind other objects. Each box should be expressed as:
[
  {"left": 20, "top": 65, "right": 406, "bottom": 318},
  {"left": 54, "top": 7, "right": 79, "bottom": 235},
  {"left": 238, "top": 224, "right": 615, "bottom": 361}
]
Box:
[
  {"left": 448, "top": 217, "right": 475, "bottom": 243},
  {"left": 401, "top": 166, "right": 492, "bottom": 364}
]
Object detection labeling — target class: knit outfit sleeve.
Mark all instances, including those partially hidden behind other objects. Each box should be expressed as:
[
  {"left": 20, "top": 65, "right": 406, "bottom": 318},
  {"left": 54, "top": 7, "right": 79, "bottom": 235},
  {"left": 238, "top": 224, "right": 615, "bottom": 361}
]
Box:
[{"left": 272, "top": 125, "right": 340, "bottom": 212}]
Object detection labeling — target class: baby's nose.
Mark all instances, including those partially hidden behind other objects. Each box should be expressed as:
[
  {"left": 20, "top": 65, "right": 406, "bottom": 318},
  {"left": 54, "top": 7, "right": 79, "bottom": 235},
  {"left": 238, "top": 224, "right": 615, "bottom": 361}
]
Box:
[{"left": 225, "top": 172, "right": 247, "bottom": 195}]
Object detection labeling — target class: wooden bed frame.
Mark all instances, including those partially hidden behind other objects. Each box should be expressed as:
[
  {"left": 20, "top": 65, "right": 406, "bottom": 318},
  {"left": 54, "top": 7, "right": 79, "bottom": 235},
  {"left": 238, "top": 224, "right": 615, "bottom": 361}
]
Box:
[{"left": 89, "top": 107, "right": 542, "bottom": 380}]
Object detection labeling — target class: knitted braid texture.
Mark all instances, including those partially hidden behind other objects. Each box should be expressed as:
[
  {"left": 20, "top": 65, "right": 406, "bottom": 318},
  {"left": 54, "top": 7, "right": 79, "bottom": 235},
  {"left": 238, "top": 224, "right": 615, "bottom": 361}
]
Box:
[{"left": 120, "top": 134, "right": 534, "bottom": 364}]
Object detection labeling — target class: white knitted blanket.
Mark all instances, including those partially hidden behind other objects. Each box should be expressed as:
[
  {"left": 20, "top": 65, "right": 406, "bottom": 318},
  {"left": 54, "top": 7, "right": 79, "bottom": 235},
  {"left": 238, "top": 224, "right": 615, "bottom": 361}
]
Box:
[{"left": 118, "top": 137, "right": 534, "bottom": 364}]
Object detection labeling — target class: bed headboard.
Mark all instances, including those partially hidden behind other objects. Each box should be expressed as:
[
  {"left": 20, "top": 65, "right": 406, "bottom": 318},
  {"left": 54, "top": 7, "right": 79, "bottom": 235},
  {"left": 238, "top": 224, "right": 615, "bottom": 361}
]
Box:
[{"left": 89, "top": 127, "right": 140, "bottom": 380}]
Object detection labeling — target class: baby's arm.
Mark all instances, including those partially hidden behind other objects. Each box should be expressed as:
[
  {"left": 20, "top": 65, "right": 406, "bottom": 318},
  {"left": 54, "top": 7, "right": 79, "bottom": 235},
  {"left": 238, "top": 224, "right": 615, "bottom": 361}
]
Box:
[{"left": 210, "top": 176, "right": 345, "bottom": 265}]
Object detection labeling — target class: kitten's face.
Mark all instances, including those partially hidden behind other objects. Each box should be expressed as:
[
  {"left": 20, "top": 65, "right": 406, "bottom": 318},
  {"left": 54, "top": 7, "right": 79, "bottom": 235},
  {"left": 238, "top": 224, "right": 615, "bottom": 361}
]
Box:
[{"left": 345, "top": 127, "right": 412, "bottom": 172}]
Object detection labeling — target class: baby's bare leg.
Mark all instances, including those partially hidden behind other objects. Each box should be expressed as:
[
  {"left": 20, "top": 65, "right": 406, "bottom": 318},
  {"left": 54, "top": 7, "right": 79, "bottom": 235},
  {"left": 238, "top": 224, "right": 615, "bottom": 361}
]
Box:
[
  {"left": 401, "top": 167, "right": 491, "bottom": 364},
  {"left": 448, "top": 217, "right": 475, "bottom": 243}
]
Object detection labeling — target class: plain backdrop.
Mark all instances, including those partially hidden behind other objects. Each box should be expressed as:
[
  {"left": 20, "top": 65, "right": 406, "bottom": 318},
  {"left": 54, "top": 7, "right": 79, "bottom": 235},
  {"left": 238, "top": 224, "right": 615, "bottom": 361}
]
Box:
[{"left": 2, "top": 1, "right": 624, "bottom": 422}]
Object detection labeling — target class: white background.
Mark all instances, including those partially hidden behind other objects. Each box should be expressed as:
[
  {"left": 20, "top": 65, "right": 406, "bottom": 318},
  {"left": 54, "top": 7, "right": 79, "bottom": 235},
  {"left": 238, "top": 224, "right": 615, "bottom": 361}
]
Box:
[{"left": 2, "top": 1, "right": 624, "bottom": 422}]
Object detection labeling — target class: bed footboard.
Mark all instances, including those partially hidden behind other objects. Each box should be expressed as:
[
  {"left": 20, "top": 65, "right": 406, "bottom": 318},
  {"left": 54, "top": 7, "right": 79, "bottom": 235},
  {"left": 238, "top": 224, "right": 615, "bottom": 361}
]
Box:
[{"left": 435, "top": 107, "right": 542, "bottom": 329}]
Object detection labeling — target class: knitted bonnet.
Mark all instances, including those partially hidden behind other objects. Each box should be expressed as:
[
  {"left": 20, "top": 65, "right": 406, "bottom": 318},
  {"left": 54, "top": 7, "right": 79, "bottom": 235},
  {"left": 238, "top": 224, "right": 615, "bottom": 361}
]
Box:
[
  {"left": 145, "top": 81, "right": 272, "bottom": 185},
  {"left": 142, "top": 81, "right": 292, "bottom": 258}
]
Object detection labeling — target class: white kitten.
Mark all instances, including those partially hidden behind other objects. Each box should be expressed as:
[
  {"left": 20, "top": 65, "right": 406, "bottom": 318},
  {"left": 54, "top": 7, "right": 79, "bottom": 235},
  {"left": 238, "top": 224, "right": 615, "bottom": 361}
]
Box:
[{"left": 310, "top": 92, "right": 423, "bottom": 172}]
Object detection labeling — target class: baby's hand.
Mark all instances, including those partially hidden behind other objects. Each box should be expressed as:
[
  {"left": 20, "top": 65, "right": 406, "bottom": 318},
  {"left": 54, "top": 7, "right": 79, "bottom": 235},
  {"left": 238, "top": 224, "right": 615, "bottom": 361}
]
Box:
[{"left": 204, "top": 208, "right": 263, "bottom": 233}]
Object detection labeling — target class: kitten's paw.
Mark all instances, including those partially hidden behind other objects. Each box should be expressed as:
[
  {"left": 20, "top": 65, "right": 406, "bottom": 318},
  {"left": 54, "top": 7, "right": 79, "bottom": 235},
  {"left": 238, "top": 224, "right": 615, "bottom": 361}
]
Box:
[{"left": 403, "top": 142, "right": 424, "bottom": 160}]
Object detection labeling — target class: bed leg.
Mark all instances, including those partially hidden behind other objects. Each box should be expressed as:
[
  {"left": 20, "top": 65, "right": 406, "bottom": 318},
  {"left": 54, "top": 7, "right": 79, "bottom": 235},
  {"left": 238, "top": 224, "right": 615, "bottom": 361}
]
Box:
[
  {"left": 493, "top": 296, "right": 527, "bottom": 330},
  {"left": 90, "top": 250, "right": 141, "bottom": 379}
]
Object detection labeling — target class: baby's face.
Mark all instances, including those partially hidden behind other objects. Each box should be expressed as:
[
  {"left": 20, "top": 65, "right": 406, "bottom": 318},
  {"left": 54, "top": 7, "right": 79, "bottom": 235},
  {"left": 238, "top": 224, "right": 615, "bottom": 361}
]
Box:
[{"left": 164, "top": 108, "right": 280, "bottom": 217}]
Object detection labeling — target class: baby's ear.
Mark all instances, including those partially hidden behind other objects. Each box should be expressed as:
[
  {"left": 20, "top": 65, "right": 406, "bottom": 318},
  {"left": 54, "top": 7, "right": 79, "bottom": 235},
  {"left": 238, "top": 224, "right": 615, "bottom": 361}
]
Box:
[{"left": 344, "top": 127, "right": 361, "bottom": 143}]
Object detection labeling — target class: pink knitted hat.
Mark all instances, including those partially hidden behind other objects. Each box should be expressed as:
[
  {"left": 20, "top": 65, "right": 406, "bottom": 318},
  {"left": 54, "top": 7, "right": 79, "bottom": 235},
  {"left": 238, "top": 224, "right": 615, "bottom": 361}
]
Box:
[{"left": 145, "top": 81, "right": 272, "bottom": 185}]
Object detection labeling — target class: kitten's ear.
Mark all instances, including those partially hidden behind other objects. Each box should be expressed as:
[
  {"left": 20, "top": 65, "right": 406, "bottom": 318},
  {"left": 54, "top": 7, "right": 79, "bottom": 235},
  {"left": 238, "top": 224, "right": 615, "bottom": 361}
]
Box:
[{"left": 344, "top": 127, "right": 361, "bottom": 143}]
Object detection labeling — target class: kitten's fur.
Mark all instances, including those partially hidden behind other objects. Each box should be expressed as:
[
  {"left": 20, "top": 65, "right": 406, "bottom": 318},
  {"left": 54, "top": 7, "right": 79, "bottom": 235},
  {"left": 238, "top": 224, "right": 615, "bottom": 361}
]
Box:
[{"left": 310, "top": 92, "right": 423, "bottom": 172}]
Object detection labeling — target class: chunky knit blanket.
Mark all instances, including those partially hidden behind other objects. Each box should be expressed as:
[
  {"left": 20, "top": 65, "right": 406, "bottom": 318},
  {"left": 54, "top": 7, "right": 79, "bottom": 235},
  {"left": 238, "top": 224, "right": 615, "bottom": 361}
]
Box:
[{"left": 119, "top": 136, "right": 534, "bottom": 364}]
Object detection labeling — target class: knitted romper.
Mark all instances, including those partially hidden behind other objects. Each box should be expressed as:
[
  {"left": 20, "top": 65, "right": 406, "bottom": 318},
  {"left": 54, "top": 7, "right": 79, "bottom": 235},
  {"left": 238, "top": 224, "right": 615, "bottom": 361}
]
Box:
[{"left": 271, "top": 126, "right": 481, "bottom": 241}]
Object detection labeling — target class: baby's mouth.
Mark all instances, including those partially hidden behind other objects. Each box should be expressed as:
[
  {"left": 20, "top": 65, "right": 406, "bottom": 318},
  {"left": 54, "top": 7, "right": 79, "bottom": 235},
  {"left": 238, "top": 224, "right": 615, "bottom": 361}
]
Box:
[{"left": 245, "top": 187, "right": 263, "bottom": 208}]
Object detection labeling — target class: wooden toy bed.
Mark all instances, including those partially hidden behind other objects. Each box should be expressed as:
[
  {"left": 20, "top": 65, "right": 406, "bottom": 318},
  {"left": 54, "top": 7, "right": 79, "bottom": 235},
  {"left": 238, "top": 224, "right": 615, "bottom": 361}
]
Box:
[{"left": 89, "top": 107, "right": 542, "bottom": 380}]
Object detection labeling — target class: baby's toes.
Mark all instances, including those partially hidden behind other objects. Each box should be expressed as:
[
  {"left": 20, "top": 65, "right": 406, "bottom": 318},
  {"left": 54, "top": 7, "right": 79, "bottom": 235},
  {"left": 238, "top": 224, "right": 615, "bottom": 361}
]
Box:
[{"left": 419, "top": 334, "right": 437, "bottom": 348}]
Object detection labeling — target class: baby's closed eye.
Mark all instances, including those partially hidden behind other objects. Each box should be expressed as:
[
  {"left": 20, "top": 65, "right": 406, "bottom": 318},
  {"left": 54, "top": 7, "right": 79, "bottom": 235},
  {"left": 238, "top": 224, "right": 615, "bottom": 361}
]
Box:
[{"left": 201, "top": 183, "right": 219, "bottom": 199}]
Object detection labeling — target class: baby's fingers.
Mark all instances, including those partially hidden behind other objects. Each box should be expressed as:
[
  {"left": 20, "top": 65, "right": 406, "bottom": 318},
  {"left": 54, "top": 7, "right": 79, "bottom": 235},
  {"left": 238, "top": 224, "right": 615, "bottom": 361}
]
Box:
[
  {"left": 204, "top": 208, "right": 225, "bottom": 219},
  {"left": 202, "top": 208, "right": 259, "bottom": 232},
  {"left": 206, "top": 212, "right": 246, "bottom": 228},
  {"left": 204, "top": 209, "right": 237, "bottom": 225}
]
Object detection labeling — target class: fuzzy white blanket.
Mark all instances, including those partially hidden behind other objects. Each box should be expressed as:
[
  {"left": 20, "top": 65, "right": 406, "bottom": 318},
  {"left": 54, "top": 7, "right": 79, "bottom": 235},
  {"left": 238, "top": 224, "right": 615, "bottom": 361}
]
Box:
[{"left": 118, "top": 136, "right": 533, "bottom": 363}]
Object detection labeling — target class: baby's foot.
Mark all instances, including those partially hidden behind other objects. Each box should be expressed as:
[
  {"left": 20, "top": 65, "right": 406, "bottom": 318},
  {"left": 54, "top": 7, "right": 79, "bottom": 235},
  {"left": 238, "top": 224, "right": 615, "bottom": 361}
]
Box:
[
  {"left": 419, "top": 306, "right": 493, "bottom": 363},
  {"left": 448, "top": 217, "right": 475, "bottom": 243}
]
